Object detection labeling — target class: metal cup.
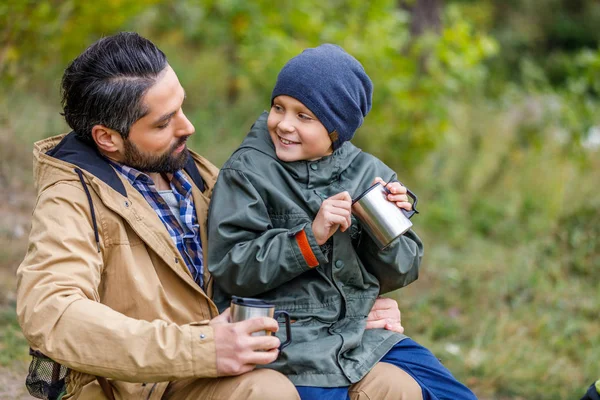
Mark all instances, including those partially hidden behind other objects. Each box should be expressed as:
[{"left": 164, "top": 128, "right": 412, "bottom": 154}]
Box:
[
  {"left": 352, "top": 181, "right": 419, "bottom": 250},
  {"left": 230, "top": 296, "right": 292, "bottom": 350}
]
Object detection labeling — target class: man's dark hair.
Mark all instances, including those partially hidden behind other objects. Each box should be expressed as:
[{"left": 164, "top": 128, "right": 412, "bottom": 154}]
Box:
[{"left": 61, "top": 32, "right": 168, "bottom": 144}]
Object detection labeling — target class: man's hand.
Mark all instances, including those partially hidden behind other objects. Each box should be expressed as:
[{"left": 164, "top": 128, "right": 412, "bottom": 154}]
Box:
[
  {"left": 365, "top": 297, "right": 404, "bottom": 333},
  {"left": 312, "top": 191, "right": 352, "bottom": 245},
  {"left": 210, "top": 308, "right": 281, "bottom": 376}
]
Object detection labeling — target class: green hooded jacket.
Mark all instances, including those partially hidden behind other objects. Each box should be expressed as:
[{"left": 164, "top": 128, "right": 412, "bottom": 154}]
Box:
[{"left": 207, "top": 112, "right": 424, "bottom": 387}]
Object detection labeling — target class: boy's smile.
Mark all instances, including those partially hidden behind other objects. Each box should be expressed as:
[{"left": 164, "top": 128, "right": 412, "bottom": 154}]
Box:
[{"left": 268, "top": 95, "right": 333, "bottom": 162}]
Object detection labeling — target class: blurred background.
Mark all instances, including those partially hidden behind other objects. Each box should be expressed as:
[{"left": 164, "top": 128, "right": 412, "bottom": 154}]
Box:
[{"left": 0, "top": 0, "right": 598, "bottom": 398}]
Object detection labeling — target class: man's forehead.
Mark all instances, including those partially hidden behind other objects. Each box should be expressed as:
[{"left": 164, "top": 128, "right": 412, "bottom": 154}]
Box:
[{"left": 141, "top": 66, "right": 184, "bottom": 119}]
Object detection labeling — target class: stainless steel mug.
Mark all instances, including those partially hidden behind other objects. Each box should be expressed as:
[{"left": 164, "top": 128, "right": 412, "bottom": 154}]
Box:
[
  {"left": 230, "top": 296, "right": 292, "bottom": 350},
  {"left": 352, "top": 181, "right": 419, "bottom": 250}
]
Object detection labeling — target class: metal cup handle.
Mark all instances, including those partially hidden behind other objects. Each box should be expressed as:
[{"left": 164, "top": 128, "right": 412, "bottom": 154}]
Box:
[
  {"left": 273, "top": 310, "right": 292, "bottom": 350},
  {"left": 385, "top": 180, "right": 419, "bottom": 219}
]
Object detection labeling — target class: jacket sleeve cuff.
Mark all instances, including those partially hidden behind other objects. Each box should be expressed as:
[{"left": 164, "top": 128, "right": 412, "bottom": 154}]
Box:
[
  {"left": 189, "top": 324, "right": 218, "bottom": 378},
  {"left": 288, "top": 224, "right": 327, "bottom": 268}
]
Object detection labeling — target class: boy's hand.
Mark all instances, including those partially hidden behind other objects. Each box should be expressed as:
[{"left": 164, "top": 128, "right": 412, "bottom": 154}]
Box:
[
  {"left": 312, "top": 191, "right": 352, "bottom": 245},
  {"left": 373, "top": 177, "right": 412, "bottom": 212}
]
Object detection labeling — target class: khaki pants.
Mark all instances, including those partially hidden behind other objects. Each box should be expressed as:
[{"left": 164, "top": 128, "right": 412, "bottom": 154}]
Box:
[{"left": 163, "top": 362, "right": 423, "bottom": 400}]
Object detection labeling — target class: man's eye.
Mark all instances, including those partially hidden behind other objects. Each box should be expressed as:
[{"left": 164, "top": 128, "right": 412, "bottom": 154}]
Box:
[{"left": 157, "top": 120, "right": 170, "bottom": 129}]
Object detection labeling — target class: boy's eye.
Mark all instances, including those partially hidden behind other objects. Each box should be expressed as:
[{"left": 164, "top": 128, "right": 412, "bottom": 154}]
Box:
[
  {"left": 272, "top": 104, "right": 284, "bottom": 112},
  {"left": 298, "top": 113, "right": 312, "bottom": 120}
]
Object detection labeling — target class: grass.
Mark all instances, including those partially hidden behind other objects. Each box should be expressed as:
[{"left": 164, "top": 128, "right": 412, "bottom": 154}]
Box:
[
  {"left": 0, "top": 307, "right": 29, "bottom": 366},
  {"left": 386, "top": 98, "right": 599, "bottom": 399},
  {"left": 1, "top": 74, "right": 598, "bottom": 399}
]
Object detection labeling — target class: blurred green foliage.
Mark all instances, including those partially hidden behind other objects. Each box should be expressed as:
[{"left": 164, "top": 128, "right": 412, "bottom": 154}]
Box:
[{"left": 0, "top": 1, "right": 598, "bottom": 399}]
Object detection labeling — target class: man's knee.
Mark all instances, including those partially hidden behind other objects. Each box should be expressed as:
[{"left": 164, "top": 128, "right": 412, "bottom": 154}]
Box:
[
  {"left": 237, "top": 369, "right": 300, "bottom": 400},
  {"left": 350, "top": 362, "right": 423, "bottom": 400}
]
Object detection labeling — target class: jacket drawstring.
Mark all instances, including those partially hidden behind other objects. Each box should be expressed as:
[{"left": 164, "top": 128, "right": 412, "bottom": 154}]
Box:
[{"left": 74, "top": 168, "right": 101, "bottom": 253}]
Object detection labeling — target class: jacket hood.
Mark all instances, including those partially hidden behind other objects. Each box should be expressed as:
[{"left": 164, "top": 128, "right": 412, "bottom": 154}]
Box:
[
  {"left": 236, "top": 111, "right": 362, "bottom": 180},
  {"left": 32, "top": 132, "right": 206, "bottom": 197}
]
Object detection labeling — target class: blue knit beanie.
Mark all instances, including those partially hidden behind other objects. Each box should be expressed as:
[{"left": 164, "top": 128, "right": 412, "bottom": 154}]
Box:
[{"left": 271, "top": 44, "right": 373, "bottom": 150}]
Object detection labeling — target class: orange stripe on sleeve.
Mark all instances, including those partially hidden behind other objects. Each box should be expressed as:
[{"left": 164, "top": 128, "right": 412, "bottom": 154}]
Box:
[{"left": 295, "top": 229, "right": 319, "bottom": 268}]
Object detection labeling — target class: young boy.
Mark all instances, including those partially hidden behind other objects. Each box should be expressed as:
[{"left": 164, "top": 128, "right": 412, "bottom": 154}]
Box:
[{"left": 208, "top": 44, "right": 477, "bottom": 400}]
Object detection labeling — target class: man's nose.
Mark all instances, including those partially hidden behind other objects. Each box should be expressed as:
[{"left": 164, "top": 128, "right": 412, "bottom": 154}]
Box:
[{"left": 177, "top": 110, "right": 195, "bottom": 136}]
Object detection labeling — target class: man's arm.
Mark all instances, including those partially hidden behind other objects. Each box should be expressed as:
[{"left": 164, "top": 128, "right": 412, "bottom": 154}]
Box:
[{"left": 18, "top": 182, "right": 251, "bottom": 381}]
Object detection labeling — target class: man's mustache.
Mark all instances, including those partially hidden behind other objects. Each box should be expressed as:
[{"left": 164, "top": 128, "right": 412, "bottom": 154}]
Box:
[{"left": 172, "top": 136, "right": 190, "bottom": 151}]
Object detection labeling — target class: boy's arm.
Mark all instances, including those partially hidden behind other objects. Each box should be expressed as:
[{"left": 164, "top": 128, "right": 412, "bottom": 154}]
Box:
[
  {"left": 357, "top": 226, "right": 423, "bottom": 294},
  {"left": 208, "top": 168, "right": 328, "bottom": 297},
  {"left": 354, "top": 168, "right": 423, "bottom": 294}
]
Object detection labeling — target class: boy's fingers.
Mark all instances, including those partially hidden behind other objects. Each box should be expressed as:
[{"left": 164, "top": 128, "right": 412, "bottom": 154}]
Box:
[
  {"left": 387, "top": 183, "right": 406, "bottom": 195},
  {"left": 330, "top": 191, "right": 352, "bottom": 202},
  {"left": 329, "top": 214, "right": 350, "bottom": 231},
  {"left": 372, "top": 177, "right": 386, "bottom": 186},
  {"left": 326, "top": 207, "right": 351, "bottom": 218},
  {"left": 387, "top": 193, "right": 408, "bottom": 202},
  {"left": 396, "top": 201, "right": 412, "bottom": 211},
  {"left": 325, "top": 199, "right": 352, "bottom": 210}
]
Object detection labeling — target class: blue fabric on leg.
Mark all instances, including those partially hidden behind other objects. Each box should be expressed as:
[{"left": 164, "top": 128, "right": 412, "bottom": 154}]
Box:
[
  {"left": 295, "top": 386, "right": 351, "bottom": 400},
  {"left": 380, "top": 338, "right": 478, "bottom": 400}
]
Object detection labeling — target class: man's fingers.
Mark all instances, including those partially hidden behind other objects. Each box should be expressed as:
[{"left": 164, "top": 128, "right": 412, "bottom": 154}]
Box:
[
  {"left": 244, "top": 348, "right": 280, "bottom": 366},
  {"left": 240, "top": 317, "right": 279, "bottom": 334},
  {"left": 366, "top": 318, "right": 405, "bottom": 333},
  {"left": 385, "top": 322, "right": 405, "bottom": 334},
  {"left": 247, "top": 335, "right": 281, "bottom": 352},
  {"left": 365, "top": 319, "right": 388, "bottom": 330},
  {"left": 210, "top": 308, "right": 231, "bottom": 325},
  {"left": 367, "top": 310, "right": 381, "bottom": 321},
  {"left": 371, "top": 297, "right": 398, "bottom": 310}
]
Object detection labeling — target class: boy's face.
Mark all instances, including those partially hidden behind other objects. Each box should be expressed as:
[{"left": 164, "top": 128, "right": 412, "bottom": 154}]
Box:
[{"left": 268, "top": 95, "right": 333, "bottom": 162}]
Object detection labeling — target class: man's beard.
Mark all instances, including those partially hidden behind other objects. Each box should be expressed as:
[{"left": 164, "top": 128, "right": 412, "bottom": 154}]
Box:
[{"left": 123, "top": 136, "right": 189, "bottom": 173}]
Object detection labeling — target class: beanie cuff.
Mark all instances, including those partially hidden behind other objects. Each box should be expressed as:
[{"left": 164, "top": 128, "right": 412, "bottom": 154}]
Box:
[{"left": 271, "top": 88, "right": 337, "bottom": 137}]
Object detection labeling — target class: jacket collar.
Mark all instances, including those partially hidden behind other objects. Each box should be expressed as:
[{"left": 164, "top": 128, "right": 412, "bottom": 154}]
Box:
[{"left": 46, "top": 132, "right": 205, "bottom": 196}]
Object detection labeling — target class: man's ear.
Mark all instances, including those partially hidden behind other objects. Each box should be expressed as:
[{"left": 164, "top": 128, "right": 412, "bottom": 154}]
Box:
[{"left": 92, "top": 125, "right": 123, "bottom": 154}]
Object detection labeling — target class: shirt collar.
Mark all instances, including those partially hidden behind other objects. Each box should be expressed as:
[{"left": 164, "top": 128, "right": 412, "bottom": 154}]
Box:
[{"left": 108, "top": 159, "right": 192, "bottom": 196}]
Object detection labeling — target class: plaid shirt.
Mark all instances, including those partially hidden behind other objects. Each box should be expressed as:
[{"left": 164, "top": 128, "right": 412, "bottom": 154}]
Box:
[{"left": 109, "top": 161, "right": 204, "bottom": 288}]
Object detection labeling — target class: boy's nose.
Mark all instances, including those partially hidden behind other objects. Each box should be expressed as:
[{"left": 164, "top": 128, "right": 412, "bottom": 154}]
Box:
[{"left": 278, "top": 116, "right": 295, "bottom": 132}]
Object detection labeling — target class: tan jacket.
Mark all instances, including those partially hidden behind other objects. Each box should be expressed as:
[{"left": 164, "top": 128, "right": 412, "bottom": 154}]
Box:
[{"left": 16, "top": 133, "right": 220, "bottom": 399}]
